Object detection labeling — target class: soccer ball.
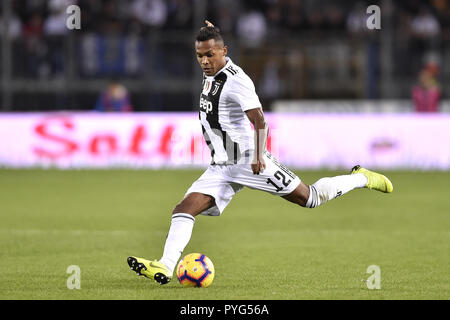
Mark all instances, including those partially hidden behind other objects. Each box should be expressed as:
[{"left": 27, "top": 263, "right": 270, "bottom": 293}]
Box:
[{"left": 176, "top": 253, "right": 215, "bottom": 287}]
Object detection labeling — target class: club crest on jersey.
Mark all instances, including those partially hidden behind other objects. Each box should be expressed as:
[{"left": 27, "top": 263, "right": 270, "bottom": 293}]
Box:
[
  {"left": 202, "top": 80, "right": 212, "bottom": 95},
  {"left": 211, "top": 83, "right": 220, "bottom": 96}
]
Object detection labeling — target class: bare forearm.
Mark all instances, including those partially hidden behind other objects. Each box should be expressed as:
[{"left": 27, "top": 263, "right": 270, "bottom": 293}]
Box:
[
  {"left": 245, "top": 108, "right": 268, "bottom": 174},
  {"left": 253, "top": 118, "right": 268, "bottom": 160}
]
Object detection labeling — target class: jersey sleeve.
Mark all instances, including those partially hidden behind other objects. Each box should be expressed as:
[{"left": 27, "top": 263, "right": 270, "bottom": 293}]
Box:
[{"left": 227, "top": 74, "right": 262, "bottom": 112}]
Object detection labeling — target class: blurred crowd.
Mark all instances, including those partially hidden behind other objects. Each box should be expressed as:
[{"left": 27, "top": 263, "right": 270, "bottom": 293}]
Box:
[
  {"left": 1, "top": 0, "right": 449, "bottom": 110},
  {"left": 2, "top": 0, "right": 449, "bottom": 39}
]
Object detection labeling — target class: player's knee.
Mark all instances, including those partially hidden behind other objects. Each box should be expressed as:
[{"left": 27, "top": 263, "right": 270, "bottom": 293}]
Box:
[
  {"left": 294, "top": 196, "right": 309, "bottom": 208},
  {"left": 284, "top": 183, "right": 310, "bottom": 208},
  {"left": 172, "top": 193, "right": 214, "bottom": 216},
  {"left": 293, "top": 183, "right": 318, "bottom": 209}
]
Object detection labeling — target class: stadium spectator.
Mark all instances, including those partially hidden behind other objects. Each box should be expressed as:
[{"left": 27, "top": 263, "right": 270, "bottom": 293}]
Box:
[
  {"left": 209, "top": 0, "right": 236, "bottom": 35},
  {"left": 409, "top": 6, "right": 441, "bottom": 84},
  {"left": 23, "top": 12, "right": 44, "bottom": 39},
  {"left": 0, "top": 12, "right": 22, "bottom": 39},
  {"left": 43, "top": 0, "right": 75, "bottom": 78},
  {"left": 130, "top": 0, "right": 168, "bottom": 29},
  {"left": 410, "top": 6, "right": 441, "bottom": 39},
  {"left": 260, "top": 59, "right": 281, "bottom": 104},
  {"left": 95, "top": 81, "right": 133, "bottom": 112},
  {"left": 236, "top": 9, "right": 267, "bottom": 47},
  {"left": 412, "top": 63, "right": 441, "bottom": 112},
  {"left": 325, "top": 4, "right": 346, "bottom": 31},
  {"left": 165, "top": 0, "right": 194, "bottom": 30},
  {"left": 346, "top": 2, "right": 368, "bottom": 35},
  {"left": 265, "top": 2, "right": 283, "bottom": 36},
  {"left": 306, "top": 7, "right": 326, "bottom": 31},
  {"left": 44, "top": 0, "right": 76, "bottom": 36},
  {"left": 22, "top": 12, "right": 47, "bottom": 77},
  {"left": 283, "top": 0, "right": 305, "bottom": 33}
]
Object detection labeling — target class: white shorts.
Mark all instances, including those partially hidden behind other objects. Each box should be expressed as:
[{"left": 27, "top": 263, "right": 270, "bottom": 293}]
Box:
[{"left": 185, "top": 151, "right": 301, "bottom": 216}]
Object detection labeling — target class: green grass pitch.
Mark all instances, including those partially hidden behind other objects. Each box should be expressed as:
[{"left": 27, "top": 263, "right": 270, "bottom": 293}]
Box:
[{"left": 0, "top": 169, "right": 448, "bottom": 300}]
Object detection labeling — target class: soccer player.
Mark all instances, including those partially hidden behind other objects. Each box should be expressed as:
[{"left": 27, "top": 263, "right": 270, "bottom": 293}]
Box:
[{"left": 127, "top": 21, "right": 393, "bottom": 285}]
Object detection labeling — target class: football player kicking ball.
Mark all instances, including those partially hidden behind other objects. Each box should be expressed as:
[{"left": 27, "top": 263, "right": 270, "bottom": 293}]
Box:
[{"left": 127, "top": 21, "right": 393, "bottom": 285}]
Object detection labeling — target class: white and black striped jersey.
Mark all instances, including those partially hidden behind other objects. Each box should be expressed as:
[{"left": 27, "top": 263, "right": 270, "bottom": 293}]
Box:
[{"left": 199, "top": 58, "right": 262, "bottom": 164}]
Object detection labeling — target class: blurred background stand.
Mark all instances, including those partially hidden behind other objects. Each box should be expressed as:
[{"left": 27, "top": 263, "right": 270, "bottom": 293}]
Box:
[{"left": 1, "top": 0, "right": 450, "bottom": 112}]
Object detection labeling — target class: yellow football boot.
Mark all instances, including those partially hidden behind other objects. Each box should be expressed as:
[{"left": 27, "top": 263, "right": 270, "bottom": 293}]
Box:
[
  {"left": 351, "top": 165, "right": 393, "bottom": 193},
  {"left": 127, "top": 256, "right": 172, "bottom": 284}
]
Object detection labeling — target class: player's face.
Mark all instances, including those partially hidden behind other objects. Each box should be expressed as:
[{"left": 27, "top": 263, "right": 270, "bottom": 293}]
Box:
[{"left": 195, "top": 39, "right": 227, "bottom": 77}]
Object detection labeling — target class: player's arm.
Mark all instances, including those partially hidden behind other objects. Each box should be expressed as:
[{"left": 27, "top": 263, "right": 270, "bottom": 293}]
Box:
[{"left": 245, "top": 108, "right": 268, "bottom": 175}]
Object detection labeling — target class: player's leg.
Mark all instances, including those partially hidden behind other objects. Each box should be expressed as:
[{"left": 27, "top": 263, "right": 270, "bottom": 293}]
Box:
[
  {"left": 127, "top": 193, "right": 214, "bottom": 284},
  {"left": 158, "top": 168, "right": 241, "bottom": 278},
  {"left": 283, "top": 174, "right": 367, "bottom": 208},
  {"left": 128, "top": 165, "right": 241, "bottom": 284},
  {"left": 283, "top": 165, "right": 393, "bottom": 208},
  {"left": 172, "top": 192, "right": 216, "bottom": 216},
  {"left": 157, "top": 192, "right": 215, "bottom": 276},
  {"left": 236, "top": 150, "right": 366, "bottom": 208},
  {"left": 231, "top": 152, "right": 392, "bottom": 209},
  {"left": 281, "top": 181, "right": 310, "bottom": 207}
]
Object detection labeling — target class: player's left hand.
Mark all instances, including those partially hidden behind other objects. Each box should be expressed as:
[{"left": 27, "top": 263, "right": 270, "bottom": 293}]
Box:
[{"left": 251, "top": 157, "right": 266, "bottom": 175}]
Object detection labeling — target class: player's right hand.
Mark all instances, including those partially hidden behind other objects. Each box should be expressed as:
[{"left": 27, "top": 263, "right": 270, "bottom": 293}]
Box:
[{"left": 251, "top": 157, "right": 266, "bottom": 175}]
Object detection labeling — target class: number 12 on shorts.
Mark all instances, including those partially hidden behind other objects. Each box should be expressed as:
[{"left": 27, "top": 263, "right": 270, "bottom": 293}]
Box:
[{"left": 266, "top": 170, "right": 292, "bottom": 192}]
